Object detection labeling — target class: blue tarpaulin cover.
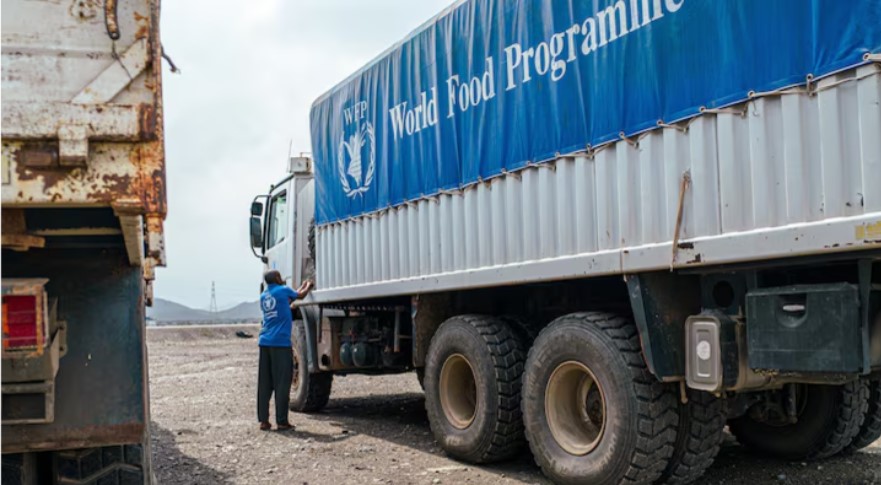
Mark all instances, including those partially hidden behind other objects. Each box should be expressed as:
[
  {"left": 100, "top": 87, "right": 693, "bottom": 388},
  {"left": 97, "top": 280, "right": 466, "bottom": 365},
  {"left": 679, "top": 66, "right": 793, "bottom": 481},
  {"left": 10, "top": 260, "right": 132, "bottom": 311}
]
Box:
[{"left": 311, "top": 0, "right": 881, "bottom": 225}]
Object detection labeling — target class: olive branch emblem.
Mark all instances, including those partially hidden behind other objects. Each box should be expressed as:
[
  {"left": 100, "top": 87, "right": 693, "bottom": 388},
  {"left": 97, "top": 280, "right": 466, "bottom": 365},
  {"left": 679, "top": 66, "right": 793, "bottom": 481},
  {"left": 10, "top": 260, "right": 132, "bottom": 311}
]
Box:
[{"left": 338, "top": 122, "right": 375, "bottom": 198}]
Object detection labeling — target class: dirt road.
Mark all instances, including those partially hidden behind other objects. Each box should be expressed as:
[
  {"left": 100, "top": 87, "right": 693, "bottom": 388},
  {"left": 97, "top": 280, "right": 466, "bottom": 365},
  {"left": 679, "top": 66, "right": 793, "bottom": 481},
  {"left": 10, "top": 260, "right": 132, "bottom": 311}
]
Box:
[{"left": 148, "top": 326, "right": 881, "bottom": 484}]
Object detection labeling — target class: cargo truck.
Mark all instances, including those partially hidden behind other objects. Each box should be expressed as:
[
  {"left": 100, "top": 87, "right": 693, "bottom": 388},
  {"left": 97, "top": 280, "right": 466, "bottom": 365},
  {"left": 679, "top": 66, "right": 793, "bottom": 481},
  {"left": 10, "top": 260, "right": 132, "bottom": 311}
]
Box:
[
  {"left": 250, "top": 1, "right": 881, "bottom": 483},
  {"left": 2, "top": 0, "right": 166, "bottom": 483}
]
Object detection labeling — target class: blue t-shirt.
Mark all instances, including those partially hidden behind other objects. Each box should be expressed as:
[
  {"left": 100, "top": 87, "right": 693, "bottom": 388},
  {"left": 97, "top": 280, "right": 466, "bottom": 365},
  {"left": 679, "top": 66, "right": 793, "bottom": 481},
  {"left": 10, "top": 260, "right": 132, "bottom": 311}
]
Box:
[{"left": 258, "top": 284, "right": 298, "bottom": 347}]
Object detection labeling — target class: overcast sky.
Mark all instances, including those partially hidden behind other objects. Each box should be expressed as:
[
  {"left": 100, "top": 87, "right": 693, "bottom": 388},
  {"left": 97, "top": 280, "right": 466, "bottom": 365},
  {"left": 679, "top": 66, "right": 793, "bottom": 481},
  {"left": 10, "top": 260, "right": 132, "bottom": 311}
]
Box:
[{"left": 156, "top": 0, "right": 452, "bottom": 309}]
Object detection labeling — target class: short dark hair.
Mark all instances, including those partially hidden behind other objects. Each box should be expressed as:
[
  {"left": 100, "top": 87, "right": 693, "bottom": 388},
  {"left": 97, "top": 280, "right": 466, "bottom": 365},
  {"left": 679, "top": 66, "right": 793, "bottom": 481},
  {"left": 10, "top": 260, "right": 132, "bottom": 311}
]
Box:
[{"left": 263, "top": 270, "right": 282, "bottom": 285}]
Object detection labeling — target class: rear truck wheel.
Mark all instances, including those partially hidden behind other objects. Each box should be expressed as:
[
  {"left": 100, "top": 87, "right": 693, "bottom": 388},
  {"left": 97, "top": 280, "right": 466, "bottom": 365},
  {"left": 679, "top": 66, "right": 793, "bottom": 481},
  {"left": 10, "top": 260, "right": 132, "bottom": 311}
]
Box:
[
  {"left": 291, "top": 320, "right": 333, "bottom": 412},
  {"left": 844, "top": 379, "right": 881, "bottom": 453},
  {"left": 658, "top": 390, "right": 726, "bottom": 484},
  {"left": 53, "top": 444, "right": 146, "bottom": 484},
  {"left": 521, "top": 312, "right": 678, "bottom": 485},
  {"left": 2, "top": 453, "right": 38, "bottom": 485},
  {"left": 728, "top": 381, "right": 869, "bottom": 460},
  {"left": 424, "top": 315, "right": 527, "bottom": 463}
]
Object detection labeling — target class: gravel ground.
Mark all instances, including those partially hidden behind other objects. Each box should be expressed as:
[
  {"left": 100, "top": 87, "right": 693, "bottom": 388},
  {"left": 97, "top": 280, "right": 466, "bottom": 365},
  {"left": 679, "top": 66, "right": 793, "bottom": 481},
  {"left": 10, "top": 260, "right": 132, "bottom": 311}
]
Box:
[{"left": 148, "top": 325, "right": 881, "bottom": 485}]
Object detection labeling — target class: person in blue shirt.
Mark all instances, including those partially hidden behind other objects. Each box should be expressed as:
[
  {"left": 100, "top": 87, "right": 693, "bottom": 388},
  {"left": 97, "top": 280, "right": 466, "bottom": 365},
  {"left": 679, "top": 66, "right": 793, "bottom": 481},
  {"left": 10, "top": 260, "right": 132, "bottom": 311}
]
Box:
[{"left": 257, "top": 269, "right": 312, "bottom": 431}]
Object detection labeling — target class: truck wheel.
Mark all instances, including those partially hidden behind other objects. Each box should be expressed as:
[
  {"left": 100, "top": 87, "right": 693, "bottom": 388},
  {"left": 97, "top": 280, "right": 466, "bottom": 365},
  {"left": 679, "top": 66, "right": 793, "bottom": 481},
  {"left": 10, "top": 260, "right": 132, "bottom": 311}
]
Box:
[
  {"left": 522, "top": 312, "right": 678, "bottom": 485},
  {"left": 291, "top": 320, "right": 333, "bottom": 412},
  {"left": 54, "top": 444, "right": 145, "bottom": 484},
  {"left": 658, "top": 390, "right": 726, "bottom": 484},
  {"left": 844, "top": 379, "right": 881, "bottom": 453},
  {"left": 2, "top": 453, "right": 39, "bottom": 484},
  {"left": 728, "top": 381, "right": 868, "bottom": 460},
  {"left": 424, "top": 315, "right": 526, "bottom": 463}
]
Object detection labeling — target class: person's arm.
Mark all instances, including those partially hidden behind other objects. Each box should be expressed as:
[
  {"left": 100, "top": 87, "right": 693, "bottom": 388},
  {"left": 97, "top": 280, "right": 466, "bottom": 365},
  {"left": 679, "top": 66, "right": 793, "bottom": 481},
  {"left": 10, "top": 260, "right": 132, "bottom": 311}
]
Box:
[
  {"left": 295, "top": 280, "right": 313, "bottom": 299},
  {"left": 287, "top": 281, "right": 311, "bottom": 309}
]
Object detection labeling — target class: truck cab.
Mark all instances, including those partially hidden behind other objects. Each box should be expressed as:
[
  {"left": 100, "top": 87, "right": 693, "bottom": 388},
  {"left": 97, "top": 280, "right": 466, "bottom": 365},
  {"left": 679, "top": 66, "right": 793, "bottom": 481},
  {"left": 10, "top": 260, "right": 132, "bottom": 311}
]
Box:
[{"left": 249, "top": 156, "right": 316, "bottom": 292}]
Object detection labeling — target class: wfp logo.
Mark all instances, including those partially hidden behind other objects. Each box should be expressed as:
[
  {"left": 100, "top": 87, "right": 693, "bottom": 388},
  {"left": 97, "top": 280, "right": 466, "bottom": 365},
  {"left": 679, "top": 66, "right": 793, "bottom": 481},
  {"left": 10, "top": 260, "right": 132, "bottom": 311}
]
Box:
[
  {"left": 338, "top": 122, "right": 375, "bottom": 197},
  {"left": 339, "top": 101, "right": 375, "bottom": 198},
  {"left": 261, "top": 294, "right": 277, "bottom": 313}
]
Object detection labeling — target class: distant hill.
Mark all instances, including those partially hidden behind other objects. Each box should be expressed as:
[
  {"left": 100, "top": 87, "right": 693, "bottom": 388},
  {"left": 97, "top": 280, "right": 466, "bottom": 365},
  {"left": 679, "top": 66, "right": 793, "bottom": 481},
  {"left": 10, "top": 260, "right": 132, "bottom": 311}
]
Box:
[
  {"left": 147, "top": 298, "right": 261, "bottom": 324},
  {"left": 216, "top": 301, "right": 262, "bottom": 320}
]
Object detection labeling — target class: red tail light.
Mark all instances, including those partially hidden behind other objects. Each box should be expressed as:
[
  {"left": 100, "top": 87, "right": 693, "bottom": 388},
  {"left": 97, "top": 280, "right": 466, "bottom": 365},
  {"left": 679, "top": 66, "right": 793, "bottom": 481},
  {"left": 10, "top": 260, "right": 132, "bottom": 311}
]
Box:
[{"left": 2, "top": 295, "right": 41, "bottom": 349}]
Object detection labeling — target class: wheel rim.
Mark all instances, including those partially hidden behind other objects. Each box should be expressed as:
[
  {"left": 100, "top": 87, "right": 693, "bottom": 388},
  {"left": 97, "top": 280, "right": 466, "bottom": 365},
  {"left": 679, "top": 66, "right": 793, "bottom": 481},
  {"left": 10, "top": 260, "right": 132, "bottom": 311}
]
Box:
[
  {"left": 291, "top": 346, "right": 301, "bottom": 393},
  {"left": 545, "top": 361, "right": 606, "bottom": 456},
  {"left": 439, "top": 353, "right": 478, "bottom": 429}
]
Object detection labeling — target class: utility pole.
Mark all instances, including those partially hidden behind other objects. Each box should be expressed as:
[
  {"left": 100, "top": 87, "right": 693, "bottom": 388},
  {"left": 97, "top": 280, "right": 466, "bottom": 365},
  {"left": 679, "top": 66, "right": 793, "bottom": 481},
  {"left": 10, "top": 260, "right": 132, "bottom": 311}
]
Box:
[{"left": 209, "top": 281, "right": 218, "bottom": 313}]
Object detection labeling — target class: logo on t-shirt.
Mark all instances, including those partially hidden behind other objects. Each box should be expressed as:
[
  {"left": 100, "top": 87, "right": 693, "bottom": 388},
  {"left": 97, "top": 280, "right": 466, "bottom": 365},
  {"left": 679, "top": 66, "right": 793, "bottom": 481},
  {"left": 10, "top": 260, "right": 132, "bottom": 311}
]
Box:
[{"left": 261, "top": 294, "right": 278, "bottom": 319}]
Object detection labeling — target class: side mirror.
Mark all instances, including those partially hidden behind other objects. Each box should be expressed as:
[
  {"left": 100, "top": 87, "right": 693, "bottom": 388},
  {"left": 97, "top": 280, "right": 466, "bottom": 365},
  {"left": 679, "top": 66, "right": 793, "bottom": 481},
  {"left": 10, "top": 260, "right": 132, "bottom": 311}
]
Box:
[
  {"left": 250, "top": 201, "right": 264, "bottom": 216},
  {"left": 249, "top": 216, "right": 263, "bottom": 248}
]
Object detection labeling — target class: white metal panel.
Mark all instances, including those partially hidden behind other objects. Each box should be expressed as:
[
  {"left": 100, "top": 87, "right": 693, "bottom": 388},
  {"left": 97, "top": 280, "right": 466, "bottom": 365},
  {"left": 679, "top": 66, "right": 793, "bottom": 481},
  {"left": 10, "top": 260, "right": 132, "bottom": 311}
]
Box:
[
  {"left": 574, "top": 155, "right": 597, "bottom": 254},
  {"left": 662, "top": 126, "right": 692, "bottom": 241},
  {"left": 451, "top": 193, "right": 465, "bottom": 271},
  {"left": 379, "top": 213, "right": 389, "bottom": 281},
  {"left": 428, "top": 198, "right": 440, "bottom": 274},
  {"left": 407, "top": 203, "right": 418, "bottom": 277},
  {"left": 595, "top": 148, "right": 618, "bottom": 250},
  {"left": 858, "top": 65, "right": 881, "bottom": 213},
  {"left": 477, "top": 182, "right": 493, "bottom": 266},
  {"left": 463, "top": 188, "right": 477, "bottom": 268},
  {"left": 689, "top": 116, "right": 721, "bottom": 237},
  {"left": 440, "top": 194, "right": 454, "bottom": 271},
  {"left": 639, "top": 134, "right": 664, "bottom": 243},
  {"left": 350, "top": 218, "right": 360, "bottom": 285},
  {"left": 314, "top": 65, "right": 881, "bottom": 302},
  {"left": 505, "top": 174, "right": 523, "bottom": 263},
  {"left": 418, "top": 199, "right": 430, "bottom": 276},
  {"left": 388, "top": 208, "right": 400, "bottom": 280},
  {"left": 557, "top": 158, "right": 575, "bottom": 256},
  {"left": 537, "top": 165, "right": 556, "bottom": 258},
  {"left": 521, "top": 168, "right": 540, "bottom": 260}
]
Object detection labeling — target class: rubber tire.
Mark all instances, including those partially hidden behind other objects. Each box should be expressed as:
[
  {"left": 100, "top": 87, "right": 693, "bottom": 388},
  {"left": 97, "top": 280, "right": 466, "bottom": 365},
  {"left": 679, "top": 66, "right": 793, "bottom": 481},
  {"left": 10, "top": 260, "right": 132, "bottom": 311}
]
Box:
[
  {"left": 291, "top": 319, "right": 333, "bottom": 412},
  {"left": 2, "top": 453, "right": 37, "bottom": 485},
  {"left": 54, "top": 444, "right": 145, "bottom": 484},
  {"left": 728, "top": 381, "right": 869, "bottom": 460},
  {"left": 424, "top": 314, "right": 527, "bottom": 463},
  {"left": 845, "top": 379, "right": 881, "bottom": 453},
  {"left": 522, "top": 312, "right": 678, "bottom": 485},
  {"left": 499, "top": 315, "right": 538, "bottom": 345},
  {"left": 658, "top": 390, "right": 726, "bottom": 484}
]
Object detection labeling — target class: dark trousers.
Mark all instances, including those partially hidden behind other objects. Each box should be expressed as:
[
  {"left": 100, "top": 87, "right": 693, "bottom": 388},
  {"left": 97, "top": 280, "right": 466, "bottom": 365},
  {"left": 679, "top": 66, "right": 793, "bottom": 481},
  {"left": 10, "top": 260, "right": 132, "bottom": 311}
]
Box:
[{"left": 257, "top": 345, "right": 293, "bottom": 424}]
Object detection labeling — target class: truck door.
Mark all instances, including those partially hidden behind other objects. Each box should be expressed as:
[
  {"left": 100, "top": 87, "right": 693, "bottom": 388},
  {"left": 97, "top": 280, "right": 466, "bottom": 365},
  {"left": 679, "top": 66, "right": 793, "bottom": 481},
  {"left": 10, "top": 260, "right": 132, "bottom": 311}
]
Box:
[{"left": 263, "top": 181, "right": 295, "bottom": 285}]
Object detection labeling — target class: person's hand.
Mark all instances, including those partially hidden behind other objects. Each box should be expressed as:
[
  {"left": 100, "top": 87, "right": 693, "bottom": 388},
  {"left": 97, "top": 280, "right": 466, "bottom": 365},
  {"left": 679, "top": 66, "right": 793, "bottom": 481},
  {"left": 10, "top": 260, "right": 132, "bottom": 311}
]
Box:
[{"left": 296, "top": 280, "right": 313, "bottom": 297}]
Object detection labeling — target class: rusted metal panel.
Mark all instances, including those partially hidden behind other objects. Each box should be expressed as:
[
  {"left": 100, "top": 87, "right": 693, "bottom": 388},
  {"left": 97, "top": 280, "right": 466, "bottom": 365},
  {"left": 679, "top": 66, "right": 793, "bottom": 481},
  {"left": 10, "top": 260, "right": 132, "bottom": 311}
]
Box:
[{"left": 1, "top": 0, "right": 166, "bottom": 270}]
